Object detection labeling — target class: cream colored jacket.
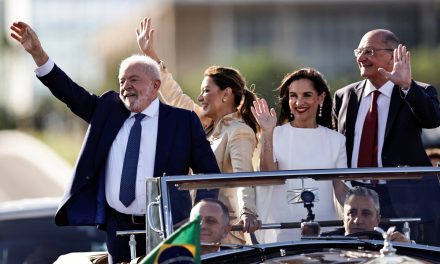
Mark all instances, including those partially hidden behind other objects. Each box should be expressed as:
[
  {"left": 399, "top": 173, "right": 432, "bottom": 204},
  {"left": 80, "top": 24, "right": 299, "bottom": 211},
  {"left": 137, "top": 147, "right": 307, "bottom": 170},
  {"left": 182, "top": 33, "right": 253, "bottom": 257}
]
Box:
[{"left": 159, "top": 68, "right": 258, "bottom": 219}]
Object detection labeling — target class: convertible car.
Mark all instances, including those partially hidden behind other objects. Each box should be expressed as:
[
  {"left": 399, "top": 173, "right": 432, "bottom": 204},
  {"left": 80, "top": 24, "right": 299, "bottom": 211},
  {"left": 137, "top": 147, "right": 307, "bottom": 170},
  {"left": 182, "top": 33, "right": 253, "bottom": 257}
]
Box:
[
  {"left": 140, "top": 167, "right": 440, "bottom": 263},
  {"left": 47, "top": 167, "right": 440, "bottom": 263}
]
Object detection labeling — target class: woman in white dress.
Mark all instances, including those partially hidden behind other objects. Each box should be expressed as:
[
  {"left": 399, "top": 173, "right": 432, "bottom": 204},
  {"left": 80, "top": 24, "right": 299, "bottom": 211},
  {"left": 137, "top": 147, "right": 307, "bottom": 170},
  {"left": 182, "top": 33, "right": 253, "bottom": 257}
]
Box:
[
  {"left": 136, "top": 17, "right": 261, "bottom": 244},
  {"left": 251, "top": 68, "right": 348, "bottom": 243}
]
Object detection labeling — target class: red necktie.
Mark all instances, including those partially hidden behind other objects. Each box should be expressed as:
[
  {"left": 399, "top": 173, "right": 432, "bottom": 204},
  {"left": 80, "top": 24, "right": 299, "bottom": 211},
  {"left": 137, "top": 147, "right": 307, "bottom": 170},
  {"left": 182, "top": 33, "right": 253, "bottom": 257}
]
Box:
[{"left": 358, "top": 90, "right": 381, "bottom": 168}]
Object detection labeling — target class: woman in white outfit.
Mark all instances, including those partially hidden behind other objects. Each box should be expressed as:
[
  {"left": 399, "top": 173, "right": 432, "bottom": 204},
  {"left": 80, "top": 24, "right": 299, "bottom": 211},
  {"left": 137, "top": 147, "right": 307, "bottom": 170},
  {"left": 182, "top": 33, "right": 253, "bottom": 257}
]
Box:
[
  {"left": 251, "top": 68, "right": 348, "bottom": 243},
  {"left": 136, "top": 17, "right": 261, "bottom": 244}
]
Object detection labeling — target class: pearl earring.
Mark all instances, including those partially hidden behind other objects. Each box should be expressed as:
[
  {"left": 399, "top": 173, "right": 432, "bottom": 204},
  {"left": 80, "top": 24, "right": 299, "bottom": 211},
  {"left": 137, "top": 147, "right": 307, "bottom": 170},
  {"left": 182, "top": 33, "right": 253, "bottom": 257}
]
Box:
[
  {"left": 222, "top": 98, "right": 227, "bottom": 103},
  {"left": 318, "top": 103, "right": 323, "bottom": 117}
]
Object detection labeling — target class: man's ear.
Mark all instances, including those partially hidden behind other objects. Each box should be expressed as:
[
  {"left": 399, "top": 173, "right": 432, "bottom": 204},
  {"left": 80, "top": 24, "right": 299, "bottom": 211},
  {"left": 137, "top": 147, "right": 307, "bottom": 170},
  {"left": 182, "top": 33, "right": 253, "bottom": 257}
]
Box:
[
  {"left": 376, "top": 213, "right": 381, "bottom": 225},
  {"left": 151, "top": 80, "right": 161, "bottom": 98},
  {"left": 154, "top": 80, "right": 161, "bottom": 90}
]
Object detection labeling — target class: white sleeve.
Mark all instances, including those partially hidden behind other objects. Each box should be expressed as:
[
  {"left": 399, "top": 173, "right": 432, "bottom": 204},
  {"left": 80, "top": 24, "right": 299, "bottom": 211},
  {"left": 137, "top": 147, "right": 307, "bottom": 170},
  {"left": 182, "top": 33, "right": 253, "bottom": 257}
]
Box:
[
  {"left": 336, "top": 135, "right": 348, "bottom": 168},
  {"left": 34, "top": 58, "right": 55, "bottom": 77}
]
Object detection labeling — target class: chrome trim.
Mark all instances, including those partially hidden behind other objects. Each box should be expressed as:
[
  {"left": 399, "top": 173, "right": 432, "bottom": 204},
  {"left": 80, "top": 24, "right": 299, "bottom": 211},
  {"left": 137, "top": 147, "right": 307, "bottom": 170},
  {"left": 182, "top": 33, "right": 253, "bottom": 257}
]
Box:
[
  {"left": 160, "top": 176, "right": 173, "bottom": 239},
  {"left": 147, "top": 199, "right": 163, "bottom": 235}
]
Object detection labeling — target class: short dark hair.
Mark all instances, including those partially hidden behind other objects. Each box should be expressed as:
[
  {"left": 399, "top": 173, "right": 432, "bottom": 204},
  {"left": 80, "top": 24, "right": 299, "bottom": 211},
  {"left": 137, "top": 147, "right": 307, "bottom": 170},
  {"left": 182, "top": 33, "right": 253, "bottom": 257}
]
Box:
[
  {"left": 344, "top": 186, "right": 380, "bottom": 213},
  {"left": 195, "top": 198, "right": 230, "bottom": 225}
]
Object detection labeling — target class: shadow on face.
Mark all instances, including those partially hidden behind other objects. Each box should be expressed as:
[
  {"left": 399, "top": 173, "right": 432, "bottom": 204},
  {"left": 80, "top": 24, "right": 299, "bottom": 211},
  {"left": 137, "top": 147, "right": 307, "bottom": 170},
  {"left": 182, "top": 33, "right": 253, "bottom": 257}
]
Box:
[
  {"left": 343, "top": 195, "right": 380, "bottom": 235},
  {"left": 190, "top": 201, "right": 230, "bottom": 244}
]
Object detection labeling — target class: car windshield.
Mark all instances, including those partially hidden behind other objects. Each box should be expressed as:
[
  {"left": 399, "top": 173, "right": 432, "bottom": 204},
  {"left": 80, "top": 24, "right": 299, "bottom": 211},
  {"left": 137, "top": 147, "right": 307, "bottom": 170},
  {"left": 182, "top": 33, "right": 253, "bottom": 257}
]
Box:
[{"left": 150, "top": 167, "right": 440, "bottom": 249}]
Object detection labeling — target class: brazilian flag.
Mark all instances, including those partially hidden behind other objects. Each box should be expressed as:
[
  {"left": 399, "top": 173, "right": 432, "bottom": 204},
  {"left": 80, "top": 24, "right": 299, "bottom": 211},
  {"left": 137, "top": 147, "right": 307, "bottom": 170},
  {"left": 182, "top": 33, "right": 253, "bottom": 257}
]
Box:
[{"left": 140, "top": 215, "right": 201, "bottom": 264}]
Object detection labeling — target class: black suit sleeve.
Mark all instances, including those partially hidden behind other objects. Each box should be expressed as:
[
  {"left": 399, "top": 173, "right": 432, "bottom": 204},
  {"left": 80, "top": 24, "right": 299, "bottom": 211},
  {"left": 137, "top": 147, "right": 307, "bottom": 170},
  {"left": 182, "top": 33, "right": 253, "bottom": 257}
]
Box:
[
  {"left": 404, "top": 81, "right": 440, "bottom": 128},
  {"left": 37, "top": 64, "right": 98, "bottom": 123},
  {"left": 332, "top": 91, "right": 343, "bottom": 131}
]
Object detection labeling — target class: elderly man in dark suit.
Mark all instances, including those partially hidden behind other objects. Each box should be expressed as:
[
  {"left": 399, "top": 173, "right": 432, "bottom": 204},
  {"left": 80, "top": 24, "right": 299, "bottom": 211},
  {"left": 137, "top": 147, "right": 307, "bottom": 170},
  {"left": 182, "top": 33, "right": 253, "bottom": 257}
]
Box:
[
  {"left": 333, "top": 29, "right": 440, "bottom": 245},
  {"left": 11, "top": 21, "right": 220, "bottom": 263}
]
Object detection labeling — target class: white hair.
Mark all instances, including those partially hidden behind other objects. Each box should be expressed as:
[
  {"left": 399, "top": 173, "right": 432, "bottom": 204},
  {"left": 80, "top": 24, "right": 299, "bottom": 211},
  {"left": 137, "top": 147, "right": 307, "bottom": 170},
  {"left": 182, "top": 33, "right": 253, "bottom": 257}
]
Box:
[{"left": 119, "top": 54, "right": 160, "bottom": 81}]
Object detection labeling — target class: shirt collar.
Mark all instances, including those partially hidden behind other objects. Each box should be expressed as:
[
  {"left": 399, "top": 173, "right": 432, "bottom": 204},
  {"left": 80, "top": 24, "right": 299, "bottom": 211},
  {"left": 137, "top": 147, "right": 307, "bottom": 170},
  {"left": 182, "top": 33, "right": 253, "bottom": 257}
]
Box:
[
  {"left": 364, "top": 80, "right": 394, "bottom": 98},
  {"left": 129, "top": 98, "right": 159, "bottom": 118}
]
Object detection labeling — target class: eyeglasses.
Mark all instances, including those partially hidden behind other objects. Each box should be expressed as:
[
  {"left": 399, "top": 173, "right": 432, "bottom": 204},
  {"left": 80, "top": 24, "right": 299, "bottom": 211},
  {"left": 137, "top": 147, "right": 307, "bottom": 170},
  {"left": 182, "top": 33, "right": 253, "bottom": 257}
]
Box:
[{"left": 353, "top": 48, "right": 394, "bottom": 57}]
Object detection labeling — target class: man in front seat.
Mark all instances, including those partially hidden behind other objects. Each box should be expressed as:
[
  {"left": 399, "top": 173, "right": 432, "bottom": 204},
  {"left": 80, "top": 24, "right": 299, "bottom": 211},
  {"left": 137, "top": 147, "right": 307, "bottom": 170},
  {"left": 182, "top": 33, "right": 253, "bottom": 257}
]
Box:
[{"left": 322, "top": 186, "right": 410, "bottom": 242}]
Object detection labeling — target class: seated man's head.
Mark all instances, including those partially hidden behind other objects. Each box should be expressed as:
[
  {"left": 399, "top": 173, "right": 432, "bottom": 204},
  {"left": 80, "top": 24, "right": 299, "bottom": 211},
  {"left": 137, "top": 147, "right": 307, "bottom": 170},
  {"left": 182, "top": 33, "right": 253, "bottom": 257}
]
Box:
[
  {"left": 190, "top": 198, "right": 231, "bottom": 253},
  {"left": 343, "top": 186, "right": 380, "bottom": 235}
]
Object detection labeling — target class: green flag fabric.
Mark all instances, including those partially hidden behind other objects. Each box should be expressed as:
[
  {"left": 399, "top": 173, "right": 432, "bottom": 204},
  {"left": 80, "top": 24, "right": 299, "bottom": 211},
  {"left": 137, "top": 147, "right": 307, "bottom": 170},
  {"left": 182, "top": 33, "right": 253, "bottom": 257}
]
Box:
[{"left": 140, "top": 215, "right": 201, "bottom": 264}]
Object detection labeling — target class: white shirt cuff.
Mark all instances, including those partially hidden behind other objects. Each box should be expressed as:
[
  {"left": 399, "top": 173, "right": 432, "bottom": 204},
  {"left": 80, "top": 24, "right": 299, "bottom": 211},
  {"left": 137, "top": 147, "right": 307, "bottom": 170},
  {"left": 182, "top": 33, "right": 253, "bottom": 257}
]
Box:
[{"left": 34, "top": 58, "right": 55, "bottom": 77}]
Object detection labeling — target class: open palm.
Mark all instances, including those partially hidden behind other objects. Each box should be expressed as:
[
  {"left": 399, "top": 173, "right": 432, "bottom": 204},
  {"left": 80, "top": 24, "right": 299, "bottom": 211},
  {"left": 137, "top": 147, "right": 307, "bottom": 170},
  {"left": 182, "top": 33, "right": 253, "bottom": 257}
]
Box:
[
  {"left": 10, "top": 22, "right": 41, "bottom": 54},
  {"left": 136, "top": 17, "right": 159, "bottom": 62},
  {"left": 251, "top": 98, "right": 277, "bottom": 132},
  {"left": 378, "top": 44, "right": 412, "bottom": 88}
]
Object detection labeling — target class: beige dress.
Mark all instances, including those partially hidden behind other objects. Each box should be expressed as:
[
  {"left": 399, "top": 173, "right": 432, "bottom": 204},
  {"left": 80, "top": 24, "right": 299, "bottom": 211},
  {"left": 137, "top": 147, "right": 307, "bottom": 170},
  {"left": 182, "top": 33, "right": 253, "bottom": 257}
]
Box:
[{"left": 159, "top": 67, "right": 257, "bottom": 244}]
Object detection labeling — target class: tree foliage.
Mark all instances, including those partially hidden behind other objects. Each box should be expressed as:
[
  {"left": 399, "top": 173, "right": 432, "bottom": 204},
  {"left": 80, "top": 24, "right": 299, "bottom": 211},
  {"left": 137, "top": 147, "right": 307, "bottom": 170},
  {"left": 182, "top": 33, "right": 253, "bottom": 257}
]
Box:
[
  {"left": 411, "top": 46, "right": 440, "bottom": 93},
  {"left": 176, "top": 50, "right": 294, "bottom": 114}
]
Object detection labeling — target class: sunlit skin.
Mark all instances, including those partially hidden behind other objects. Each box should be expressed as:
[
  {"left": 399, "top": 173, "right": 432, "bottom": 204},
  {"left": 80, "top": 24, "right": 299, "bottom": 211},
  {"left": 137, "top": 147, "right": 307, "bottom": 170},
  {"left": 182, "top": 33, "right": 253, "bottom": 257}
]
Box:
[
  {"left": 344, "top": 195, "right": 380, "bottom": 235},
  {"left": 136, "top": 17, "right": 261, "bottom": 233},
  {"left": 197, "top": 76, "right": 236, "bottom": 126},
  {"left": 190, "top": 201, "right": 231, "bottom": 254},
  {"left": 250, "top": 78, "right": 326, "bottom": 171},
  {"left": 118, "top": 62, "right": 160, "bottom": 113},
  {"left": 288, "top": 79, "right": 325, "bottom": 128},
  {"left": 356, "top": 32, "right": 394, "bottom": 88},
  {"left": 135, "top": 16, "right": 235, "bottom": 125},
  {"left": 343, "top": 195, "right": 410, "bottom": 242}
]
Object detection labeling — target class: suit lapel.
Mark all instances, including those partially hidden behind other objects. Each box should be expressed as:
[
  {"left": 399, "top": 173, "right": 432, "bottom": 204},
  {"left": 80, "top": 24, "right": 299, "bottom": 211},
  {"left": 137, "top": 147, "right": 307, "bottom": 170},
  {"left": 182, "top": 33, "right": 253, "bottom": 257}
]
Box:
[
  {"left": 153, "top": 102, "right": 173, "bottom": 177},
  {"left": 344, "top": 81, "right": 365, "bottom": 167},
  {"left": 384, "top": 85, "right": 404, "bottom": 140},
  {"left": 96, "top": 100, "right": 130, "bottom": 165},
  {"left": 346, "top": 81, "right": 365, "bottom": 136}
]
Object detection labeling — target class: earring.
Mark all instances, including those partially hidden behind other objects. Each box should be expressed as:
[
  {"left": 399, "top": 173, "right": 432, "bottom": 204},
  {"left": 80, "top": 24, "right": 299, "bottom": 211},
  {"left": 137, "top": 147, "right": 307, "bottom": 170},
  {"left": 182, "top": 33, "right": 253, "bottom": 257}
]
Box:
[
  {"left": 289, "top": 113, "right": 293, "bottom": 118},
  {"left": 318, "top": 103, "right": 323, "bottom": 117},
  {"left": 222, "top": 98, "right": 227, "bottom": 103}
]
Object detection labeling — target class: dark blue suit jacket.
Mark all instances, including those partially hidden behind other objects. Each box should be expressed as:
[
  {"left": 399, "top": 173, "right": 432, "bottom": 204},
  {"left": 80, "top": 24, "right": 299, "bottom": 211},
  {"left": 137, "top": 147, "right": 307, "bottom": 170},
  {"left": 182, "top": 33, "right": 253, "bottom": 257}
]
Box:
[
  {"left": 333, "top": 80, "right": 440, "bottom": 221},
  {"left": 38, "top": 64, "right": 220, "bottom": 226}
]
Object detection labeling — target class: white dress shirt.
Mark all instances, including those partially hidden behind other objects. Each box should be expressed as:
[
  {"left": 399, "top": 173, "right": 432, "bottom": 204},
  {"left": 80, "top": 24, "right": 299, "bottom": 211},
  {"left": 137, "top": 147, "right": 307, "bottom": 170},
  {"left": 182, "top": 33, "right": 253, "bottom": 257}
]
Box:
[
  {"left": 106, "top": 99, "right": 159, "bottom": 215},
  {"left": 351, "top": 80, "right": 394, "bottom": 169}
]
